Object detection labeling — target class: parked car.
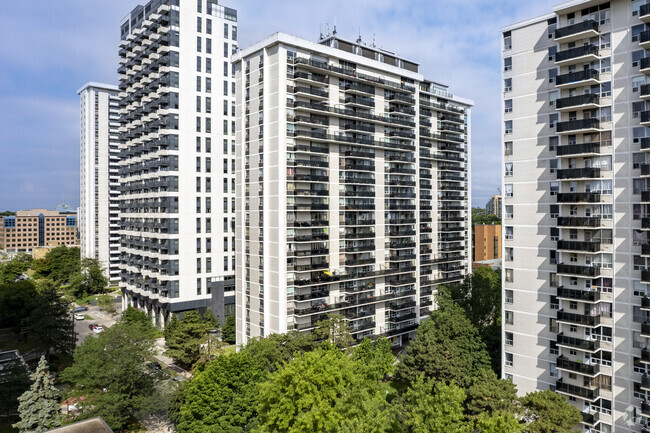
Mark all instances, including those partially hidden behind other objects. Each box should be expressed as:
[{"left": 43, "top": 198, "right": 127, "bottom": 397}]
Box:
[
  {"left": 72, "top": 307, "right": 88, "bottom": 313},
  {"left": 92, "top": 326, "right": 104, "bottom": 334},
  {"left": 88, "top": 323, "right": 100, "bottom": 330},
  {"left": 74, "top": 313, "right": 85, "bottom": 321}
]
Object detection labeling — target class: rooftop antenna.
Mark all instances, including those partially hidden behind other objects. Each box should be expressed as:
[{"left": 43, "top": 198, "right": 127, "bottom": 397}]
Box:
[
  {"left": 372, "top": 32, "right": 376, "bottom": 48},
  {"left": 319, "top": 23, "right": 323, "bottom": 40},
  {"left": 333, "top": 16, "right": 337, "bottom": 35},
  {"left": 325, "top": 21, "right": 330, "bottom": 37},
  {"left": 357, "top": 27, "right": 362, "bottom": 44}
]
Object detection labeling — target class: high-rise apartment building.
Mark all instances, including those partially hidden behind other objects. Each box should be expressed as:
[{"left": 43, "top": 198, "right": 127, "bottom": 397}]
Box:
[
  {"left": 0, "top": 209, "right": 79, "bottom": 252},
  {"left": 233, "top": 32, "right": 472, "bottom": 346},
  {"left": 485, "top": 194, "right": 502, "bottom": 218},
  {"left": 473, "top": 224, "right": 501, "bottom": 263},
  {"left": 78, "top": 82, "right": 121, "bottom": 283},
  {"left": 502, "top": 1, "right": 650, "bottom": 431},
  {"left": 117, "top": 0, "right": 237, "bottom": 325}
]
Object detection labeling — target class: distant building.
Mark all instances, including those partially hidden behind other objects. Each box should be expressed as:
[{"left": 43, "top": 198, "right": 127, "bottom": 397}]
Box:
[
  {"left": 78, "top": 82, "right": 122, "bottom": 284},
  {"left": 0, "top": 209, "right": 79, "bottom": 253},
  {"left": 485, "top": 195, "right": 502, "bottom": 218},
  {"left": 473, "top": 224, "right": 502, "bottom": 263}
]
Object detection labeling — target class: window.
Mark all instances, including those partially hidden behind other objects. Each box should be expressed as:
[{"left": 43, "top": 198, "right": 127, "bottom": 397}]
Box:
[
  {"left": 601, "top": 82, "right": 611, "bottom": 98},
  {"left": 504, "top": 99, "right": 512, "bottom": 113},
  {"left": 505, "top": 332, "right": 513, "bottom": 346},
  {"left": 550, "top": 227, "right": 559, "bottom": 242},
  {"left": 633, "top": 75, "right": 646, "bottom": 93},
  {"left": 505, "top": 247, "right": 514, "bottom": 261},
  {"left": 550, "top": 181, "right": 559, "bottom": 196},
  {"left": 224, "top": 22, "right": 229, "bottom": 38},
  {"left": 504, "top": 77, "right": 512, "bottom": 92},
  {"left": 505, "top": 162, "right": 513, "bottom": 176},
  {"left": 197, "top": 36, "right": 202, "bottom": 52},
  {"left": 548, "top": 46, "right": 557, "bottom": 61},
  {"left": 550, "top": 295, "right": 559, "bottom": 310},
  {"left": 633, "top": 24, "right": 645, "bottom": 42},
  {"left": 550, "top": 363, "right": 558, "bottom": 378},
  {"left": 505, "top": 205, "right": 513, "bottom": 219},
  {"left": 505, "top": 311, "right": 514, "bottom": 325},
  {"left": 206, "top": 38, "right": 212, "bottom": 54},
  {"left": 504, "top": 57, "right": 512, "bottom": 72},
  {"left": 550, "top": 159, "right": 558, "bottom": 174},
  {"left": 503, "top": 31, "right": 512, "bottom": 50},
  {"left": 505, "top": 268, "right": 513, "bottom": 282},
  {"left": 633, "top": 50, "right": 645, "bottom": 67},
  {"left": 601, "top": 56, "right": 611, "bottom": 73},
  {"left": 505, "top": 120, "right": 513, "bottom": 134},
  {"left": 505, "top": 352, "right": 513, "bottom": 367},
  {"left": 550, "top": 273, "right": 558, "bottom": 287},
  {"left": 206, "top": 19, "right": 212, "bottom": 34},
  {"left": 549, "top": 68, "right": 558, "bottom": 83},
  {"left": 549, "top": 90, "right": 559, "bottom": 106},
  {"left": 504, "top": 141, "right": 513, "bottom": 156},
  {"left": 549, "top": 113, "right": 558, "bottom": 128},
  {"left": 505, "top": 289, "right": 514, "bottom": 303},
  {"left": 549, "top": 136, "right": 558, "bottom": 151},
  {"left": 600, "top": 32, "right": 611, "bottom": 49},
  {"left": 505, "top": 183, "right": 513, "bottom": 197}
]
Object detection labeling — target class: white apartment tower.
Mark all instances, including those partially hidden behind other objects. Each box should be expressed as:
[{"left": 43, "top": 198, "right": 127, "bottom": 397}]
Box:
[
  {"left": 503, "top": 1, "right": 650, "bottom": 431},
  {"left": 117, "top": 0, "right": 238, "bottom": 325},
  {"left": 233, "top": 33, "right": 473, "bottom": 346},
  {"left": 79, "top": 82, "right": 121, "bottom": 283}
]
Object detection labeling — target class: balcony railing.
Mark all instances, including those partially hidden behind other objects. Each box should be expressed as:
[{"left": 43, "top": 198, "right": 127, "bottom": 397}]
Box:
[
  {"left": 556, "top": 118, "right": 600, "bottom": 133},
  {"left": 556, "top": 142, "right": 601, "bottom": 157},
  {"left": 643, "top": 270, "right": 650, "bottom": 283},
  {"left": 556, "top": 193, "right": 601, "bottom": 203},
  {"left": 556, "top": 216, "right": 601, "bottom": 227},
  {"left": 556, "top": 355, "right": 600, "bottom": 375},
  {"left": 555, "top": 44, "right": 599, "bottom": 63},
  {"left": 556, "top": 167, "right": 601, "bottom": 180},
  {"left": 556, "top": 263, "right": 601, "bottom": 277},
  {"left": 555, "top": 69, "right": 599, "bottom": 86},
  {"left": 555, "top": 93, "right": 599, "bottom": 110},
  {"left": 557, "top": 286, "right": 600, "bottom": 302},
  {"left": 556, "top": 379, "right": 599, "bottom": 400},
  {"left": 557, "top": 310, "right": 601, "bottom": 326},
  {"left": 641, "top": 30, "right": 650, "bottom": 46},
  {"left": 556, "top": 240, "right": 601, "bottom": 252},
  {"left": 554, "top": 19, "right": 599, "bottom": 40},
  {"left": 556, "top": 333, "right": 596, "bottom": 351}
]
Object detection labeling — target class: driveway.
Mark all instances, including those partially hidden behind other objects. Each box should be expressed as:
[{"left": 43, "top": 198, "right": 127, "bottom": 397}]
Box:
[{"left": 73, "top": 293, "right": 123, "bottom": 345}]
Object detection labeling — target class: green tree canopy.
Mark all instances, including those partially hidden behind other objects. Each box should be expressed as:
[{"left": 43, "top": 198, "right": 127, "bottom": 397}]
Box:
[
  {"left": 61, "top": 321, "right": 160, "bottom": 431},
  {"left": 13, "top": 356, "right": 61, "bottom": 433},
  {"left": 222, "top": 314, "right": 236, "bottom": 345},
  {"left": 30, "top": 279, "right": 74, "bottom": 359},
  {"left": 0, "top": 252, "right": 33, "bottom": 284},
  {"left": 313, "top": 314, "right": 355, "bottom": 349},
  {"left": 520, "top": 390, "right": 582, "bottom": 433},
  {"left": 0, "top": 280, "right": 39, "bottom": 331},
  {"left": 397, "top": 293, "right": 492, "bottom": 388},
  {"left": 465, "top": 371, "right": 518, "bottom": 417},
  {"left": 32, "top": 245, "right": 80, "bottom": 285},
  {"left": 68, "top": 258, "right": 108, "bottom": 298},
  {"left": 164, "top": 310, "right": 218, "bottom": 369}
]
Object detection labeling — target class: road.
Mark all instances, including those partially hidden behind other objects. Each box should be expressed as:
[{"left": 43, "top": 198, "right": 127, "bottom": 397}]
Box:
[{"left": 73, "top": 294, "right": 123, "bottom": 345}]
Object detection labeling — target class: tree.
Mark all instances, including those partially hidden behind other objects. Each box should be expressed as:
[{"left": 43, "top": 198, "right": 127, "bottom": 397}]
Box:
[
  {"left": 0, "top": 280, "right": 40, "bottom": 331},
  {"left": 61, "top": 321, "right": 160, "bottom": 431},
  {"left": 397, "top": 375, "right": 471, "bottom": 433},
  {"left": 30, "top": 279, "right": 74, "bottom": 360},
  {"left": 68, "top": 258, "right": 108, "bottom": 298},
  {"left": 32, "top": 245, "right": 80, "bottom": 285},
  {"left": 397, "top": 294, "right": 492, "bottom": 388},
  {"left": 352, "top": 337, "right": 395, "bottom": 381},
  {"left": 314, "top": 314, "right": 354, "bottom": 349},
  {"left": 243, "top": 331, "right": 317, "bottom": 372},
  {"left": 222, "top": 314, "right": 236, "bottom": 345},
  {"left": 520, "top": 390, "right": 582, "bottom": 433},
  {"left": 0, "top": 252, "right": 33, "bottom": 284},
  {"left": 475, "top": 412, "right": 523, "bottom": 433},
  {"left": 0, "top": 357, "right": 30, "bottom": 416},
  {"left": 13, "top": 356, "right": 61, "bottom": 433},
  {"left": 164, "top": 310, "right": 218, "bottom": 368},
  {"left": 465, "top": 371, "right": 518, "bottom": 417},
  {"left": 256, "top": 345, "right": 391, "bottom": 433},
  {"left": 178, "top": 351, "right": 266, "bottom": 433}
]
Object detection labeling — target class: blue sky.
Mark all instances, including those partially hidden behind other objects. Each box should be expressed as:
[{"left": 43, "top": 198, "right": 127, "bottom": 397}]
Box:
[{"left": 0, "top": 0, "right": 556, "bottom": 211}]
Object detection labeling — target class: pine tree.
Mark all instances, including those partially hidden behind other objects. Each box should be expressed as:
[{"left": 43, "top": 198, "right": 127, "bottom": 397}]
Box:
[{"left": 13, "top": 356, "right": 61, "bottom": 433}]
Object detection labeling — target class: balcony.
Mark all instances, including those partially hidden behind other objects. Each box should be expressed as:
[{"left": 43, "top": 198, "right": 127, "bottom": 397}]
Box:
[
  {"left": 556, "top": 216, "right": 601, "bottom": 228},
  {"left": 642, "top": 296, "right": 650, "bottom": 310},
  {"left": 642, "top": 111, "right": 650, "bottom": 128},
  {"left": 557, "top": 286, "right": 600, "bottom": 302},
  {"left": 556, "top": 333, "right": 597, "bottom": 352},
  {"left": 581, "top": 411, "right": 600, "bottom": 426},
  {"left": 555, "top": 69, "right": 599, "bottom": 88},
  {"left": 554, "top": 19, "right": 599, "bottom": 43},
  {"left": 556, "top": 118, "right": 601, "bottom": 134},
  {"left": 556, "top": 167, "right": 601, "bottom": 180},
  {"left": 555, "top": 44, "right": 600, "bottom": 66},
  {"left": 642, "top": 322, "right": 650, "bottom": 338},
  {"left": 556, "top": 240, "right": 601, "bottom": 252},
  {"left": 642, "top": 57, "right": 650, "bottom": 75},
  {"left": 643, "top": 374, "right": 650, "bottom": 391},
  {"left": 643, "top": 401, "right": 650, "bottom": 418},
  {"left": 556, "top": 263, "right": 601, "bottom": 278},
  {"left": 557, "top": 310, "right": 601, "bottom": 327},
  {"left": 643, "top": 270, "right": 650, "bottom": 284},
  {"left": 555, "top": 93, "right": 600, "bottom": 111},
  {"left": 641, "top": 30, "right": 650, "bottom": 50},
  {"left": 556, "top": 142, "right": 601, "bottom": 157},
  {"left": 556, "top": 192, "right": 601, "bottom": 203},
  {"left": 556, "top": 356, "right": 600, "bottom": 376},
  {"left": 556, "top": 379, "right": 599, "bottom": 401}
]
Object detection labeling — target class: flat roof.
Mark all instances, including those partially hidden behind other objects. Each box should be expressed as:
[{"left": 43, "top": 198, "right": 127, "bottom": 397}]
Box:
[
  {"left": 77, "top": 82, "right": 119, "bottom": 95},
  {"left": 45, "top": 417, "right": 113, "bottom": 433}
]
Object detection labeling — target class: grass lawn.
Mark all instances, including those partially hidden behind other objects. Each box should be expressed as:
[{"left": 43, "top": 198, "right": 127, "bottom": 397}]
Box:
[{"left": 218, "top": 345, "right": 236, "bottom": 355}]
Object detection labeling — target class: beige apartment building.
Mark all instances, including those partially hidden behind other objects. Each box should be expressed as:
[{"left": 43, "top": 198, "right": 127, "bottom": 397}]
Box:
[
  {"left": 474, "top": 224, "right": 501, "bottom": 263},
  {"left": 232, "top": 32, "right": 472, "bottom": 347},
  {"left": 503, "top": 1, "right": 650, "bottom": 431},
  {"left": 0, "top": 209, "right": 79, "bottom": 252}
]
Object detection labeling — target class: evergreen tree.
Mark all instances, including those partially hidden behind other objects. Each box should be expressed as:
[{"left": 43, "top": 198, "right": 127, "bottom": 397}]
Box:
[
  {"left": 221, "top": 314, "right": 236, "bottom": 344},
  {"left": 31, "top": 279, "right": 74, "bottom": 360},
  {"left": 314, "top": 314, "right": 354, "bottom": 349},
  {"left": 165, "top": 310, "right": 218, "bottom": 368},
  {"left": 13, "top": 356, "right": 61, "bottom": 433}
]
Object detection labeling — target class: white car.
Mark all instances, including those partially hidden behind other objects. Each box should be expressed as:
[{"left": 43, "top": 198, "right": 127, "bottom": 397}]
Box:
[
  {"left": 92, "top": 326, "right": 104, "bottom": 334},
  {"left": 74, "top": 313, "right": 85, "bottom": 320}
]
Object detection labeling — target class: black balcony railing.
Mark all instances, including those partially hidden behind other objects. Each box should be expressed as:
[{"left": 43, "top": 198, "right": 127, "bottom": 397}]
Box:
[
  {"left": 557, "top": 263, "right": 601, "bottom": 277},
  {"left": 556, "top": 142, "right": 600, "bottom": 157},
  {"left": 642, "top": 57, "right": 650, "bottom": 71},
  {"left": 641, "top": 30, "right": 650, "bottom": 45},
  {"left": 556, "top": 379, "right": 599, "bottom": 400},
  {"left": 557, "top": 310, "right": 601, "bottom": 326},
  {"left": 556, "top": 167, "right": 601, "bottom": 180},
  {"left": 555, "top": 69, "right": 599, "bottom": 86},
  {"left": 556, "top": 355, "right": 599, "bottom": 375},
  {"left": 643, "top": 270, "right": 650, "bottom": 283},
  {"left": 642, "top": 296, "right": 650, "bottom": 308},
  {"left": 557, "top": 286, "right": 600, "bottom": 302},
  {"left": 556, "top": 193, "right": 601, "bottom": 203},
  {"left": 556, "top": 240, "right": 601, "bottom": 252},
  {"left": 556, "top": 118, "right": 600, "bottom": 133},
  {"left": 556, "top": 216, "right": 601, "bottom": 227},
  {"left": 556, "top": 93, "right": 599, "bottom": 110},
  {"left": 555, "top": 44, "right": 599, "bottom": 63},
  {"left": 555, "top": 19, "right": 599, "bottom": 40},
  {"left": 556, "top": 333, "right": 596, "bottom": 351}
]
